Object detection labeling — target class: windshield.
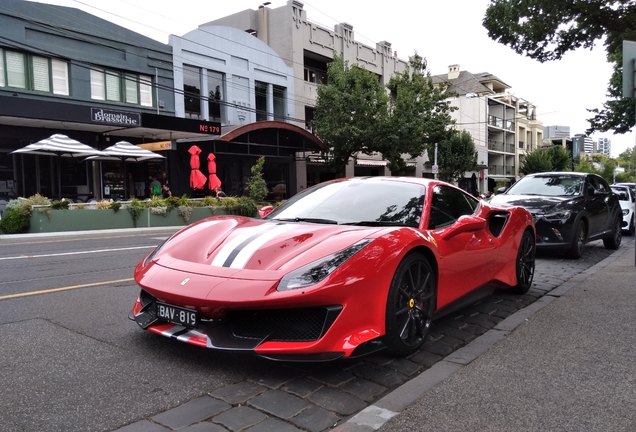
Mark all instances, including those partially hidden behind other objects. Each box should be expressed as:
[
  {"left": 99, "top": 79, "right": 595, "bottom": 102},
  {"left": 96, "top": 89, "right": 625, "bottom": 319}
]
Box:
[
  {"left": 611, "top": 186, "right": 630, "bottom": 201},
  {"left": 265, "top": 180, "right": 425, "bottom": 227},
  {"left": 506, "top": 175, "right": 583, "bottom": 197},
  {"left": 616, "top": 184, "right": 635, "bottom": 197}
]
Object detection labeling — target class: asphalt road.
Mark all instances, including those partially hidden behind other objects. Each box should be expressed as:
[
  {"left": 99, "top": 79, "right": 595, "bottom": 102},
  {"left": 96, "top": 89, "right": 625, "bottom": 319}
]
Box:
[{"left": 0, "top": 229, "right": 631, "bottom": 432}]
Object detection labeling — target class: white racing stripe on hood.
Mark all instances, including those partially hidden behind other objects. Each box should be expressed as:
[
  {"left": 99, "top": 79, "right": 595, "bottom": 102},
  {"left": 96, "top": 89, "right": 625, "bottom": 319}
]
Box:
[
  {"left": 228, "top": 223, "right": 297, "bottom": 269},
  {"left": 210, "top": 223, "right": 275, "bottom": 267}
]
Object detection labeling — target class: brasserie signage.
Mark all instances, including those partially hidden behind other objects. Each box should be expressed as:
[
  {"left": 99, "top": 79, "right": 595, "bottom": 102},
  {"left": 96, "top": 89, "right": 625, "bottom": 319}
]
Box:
[{"left": 91, "top": 108, "right": 141, "bottom": 126}]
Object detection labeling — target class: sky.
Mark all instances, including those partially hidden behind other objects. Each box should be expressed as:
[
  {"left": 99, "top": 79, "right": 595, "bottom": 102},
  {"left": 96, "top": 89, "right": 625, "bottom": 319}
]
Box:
[{"left": 33, "top": 0, "right": 636, "bottom": 158}]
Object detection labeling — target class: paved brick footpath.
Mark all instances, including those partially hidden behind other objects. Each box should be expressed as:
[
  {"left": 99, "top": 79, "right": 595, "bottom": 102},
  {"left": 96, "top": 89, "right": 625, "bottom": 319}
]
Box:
[{"left": 114, "top": 240, "right": 630, "bottom": 432}]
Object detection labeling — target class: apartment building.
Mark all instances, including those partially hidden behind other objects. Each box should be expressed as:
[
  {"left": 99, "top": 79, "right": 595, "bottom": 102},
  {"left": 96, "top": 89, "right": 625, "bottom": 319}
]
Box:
[
  {"left": 203, "top": 0, "right": 414, "bottom": 187},
  {"left": 597, "top": 137, "right": 612, "bottom": 157},
  {"left": 432, "top": 65, "right": 542, "bottom": 192}
]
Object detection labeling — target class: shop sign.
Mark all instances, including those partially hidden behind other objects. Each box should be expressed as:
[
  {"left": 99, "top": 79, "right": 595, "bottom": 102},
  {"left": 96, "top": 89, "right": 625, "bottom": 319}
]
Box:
[
  {"left": 139, "top": 141, "right": 173, "bottom": 151},
  {"left": 91, "top": 108, "right": 141, "bottom": 126}
]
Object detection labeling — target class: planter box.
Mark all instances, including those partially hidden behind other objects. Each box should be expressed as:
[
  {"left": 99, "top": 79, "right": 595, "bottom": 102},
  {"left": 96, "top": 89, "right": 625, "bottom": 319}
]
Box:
[
  {"left": 27, "top": 207, "right": 237, "bottom": 233},
  {"left": 29, "top": 209, "right": 135, "bottom": 233}
]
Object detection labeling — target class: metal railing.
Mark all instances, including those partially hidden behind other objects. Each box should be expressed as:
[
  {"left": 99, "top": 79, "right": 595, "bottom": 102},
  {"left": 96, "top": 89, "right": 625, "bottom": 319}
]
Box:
[{"left": 488, "top": 140, "right": 516, "bottom": 153}]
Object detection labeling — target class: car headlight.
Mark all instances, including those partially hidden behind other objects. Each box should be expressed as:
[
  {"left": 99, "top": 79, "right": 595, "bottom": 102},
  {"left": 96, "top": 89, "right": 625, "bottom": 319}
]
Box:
[
  {"left": 540, "top": 209, "right": 572, "bottom": 224},
  {"left": 277, "top": 239, "right": 373, "bottom": 291},
  {"left": 623, "top": 209, "right": 629, "bottom": 217}
]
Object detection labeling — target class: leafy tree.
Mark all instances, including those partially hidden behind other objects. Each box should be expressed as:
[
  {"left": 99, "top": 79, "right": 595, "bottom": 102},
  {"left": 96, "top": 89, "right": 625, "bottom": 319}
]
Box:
[
  {"left": 436, "top": 130, "right": 478, "bottom": 183},
  {"left": 616, "top": 147, "right": 636, "bottom": 181},
  {"left": 247, "top": 156, "right": 268, "bottom": 202},
  {"left": 546, "top": 144, "right": 572, "bottom": 171},
  {"left": 520, "top": 145, "right": 571, "bottom": 174},
  {"left": 520, "top": 149, "right": 553, "bottom": 175},
  {"left": 314, "top": 53, "right": 389, "bottom": 175},
  {"left": 574, "top": 157, "right": 600, "bottom": 176},
  {"left": 483, "top": 0, "right": 636, "bottom": 135},
  {"left": 380, "top": 53, "right": 457, "bottom": 174}
]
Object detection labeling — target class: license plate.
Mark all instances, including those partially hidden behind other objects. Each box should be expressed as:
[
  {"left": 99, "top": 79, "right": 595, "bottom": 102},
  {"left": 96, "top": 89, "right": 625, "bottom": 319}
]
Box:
[{"left": 156, "top": 302, "right": 199, "bottom": 328}]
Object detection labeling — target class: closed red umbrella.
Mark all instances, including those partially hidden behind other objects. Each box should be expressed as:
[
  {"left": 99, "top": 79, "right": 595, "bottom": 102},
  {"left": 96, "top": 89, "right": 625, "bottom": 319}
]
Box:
[
  {"left": 188, "top": 145, "right": 207, "bottom": 189},
  {"left": 207, "top": 153, "right": 222, "bottom": 191}
]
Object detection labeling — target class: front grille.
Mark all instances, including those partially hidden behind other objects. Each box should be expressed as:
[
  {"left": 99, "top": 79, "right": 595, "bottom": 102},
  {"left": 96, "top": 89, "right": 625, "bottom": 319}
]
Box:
[
  {"left": 140, "top": 290, "right": 155, "bottom": 307},
  {"left": 227, "top": 306, "right": 342, "bottom": 342}
]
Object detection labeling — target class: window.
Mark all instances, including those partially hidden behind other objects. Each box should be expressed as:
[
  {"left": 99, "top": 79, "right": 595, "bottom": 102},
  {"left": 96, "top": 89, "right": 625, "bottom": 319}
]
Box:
[
  {"left": 0, "top": 49, "right": 69, "bottom": 95},
  {"left": 183, "top": 65, "right": 201, "bottom": 118},
  {"left": 90, "top": 67, "right": 152, "bottom": 106},
  {"left": 255, "top": 81, "right": 267, "bottom": 121},
  {"left": 303, "top": 67, "right": 327, "bottom": 84},
  {"left": 207, "top": 70, "right": 224, "bottom": 121},
  {"left": 428, "top": 185, "right": 479, "bottom": 229},
  {"left": 273, "top": 85, "right": 286, "bottom": 120}
]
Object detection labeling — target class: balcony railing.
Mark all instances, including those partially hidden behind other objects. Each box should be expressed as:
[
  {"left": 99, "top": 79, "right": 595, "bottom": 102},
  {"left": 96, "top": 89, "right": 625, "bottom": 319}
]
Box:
[
  {"left": 488, "top": 115, "right": 503, "bottom": 128},
  {"left": 488, "top": 115, "right": 515, "bottom": 131},
  {"left": 488, "top": 165, "right": 515, "bottom": 176},
  {"left": 488, "top": 140, "right": 516, "bottom": 153}
]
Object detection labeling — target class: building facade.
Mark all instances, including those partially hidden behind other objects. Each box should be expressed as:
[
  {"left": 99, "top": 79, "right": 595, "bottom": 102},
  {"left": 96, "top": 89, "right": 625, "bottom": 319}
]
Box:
[
  {"left": 544, "top": 125, "right": 571, "bottom": 139},
  {"left": 432, "top": 65, "right": 543, "bottom": 193},
  {"left": 0, "top": 0, "right": 222, "bottom": 201},
  {"left": 203, "top": 0, "right": 418, "bottom": 187},
  {"left": 597, "top": 137, "right": 611, "bottom": 157},
  {"left": 169, "top": 24, "right": 323, "bottom": 198}
]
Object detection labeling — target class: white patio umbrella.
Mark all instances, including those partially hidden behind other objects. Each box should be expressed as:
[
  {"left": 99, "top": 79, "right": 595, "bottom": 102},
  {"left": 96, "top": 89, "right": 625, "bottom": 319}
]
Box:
[
  {"left": 86, "top": 141, "right": 165, "bottom": 199},
  {"left": 10, "top": 133, "right": 106, "bottom": 200}
]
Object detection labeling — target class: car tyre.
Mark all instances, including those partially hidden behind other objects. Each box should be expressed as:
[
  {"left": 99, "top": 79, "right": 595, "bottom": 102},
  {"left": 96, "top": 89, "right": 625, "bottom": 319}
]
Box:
[
  {"left": 566, "top": 220, "right": 587, "bottom": 259},
  {"left": 383, "top": 253, "right": 436, "bottom": 357},
  {"left": 603, "top": 214, "right": 622, "bottom": 250},
  {"left": 511, "top": 230, "right": 535, "bottom": 294},
  {"left": 628, "top": 215, "right": 635, "bottom": 236}
]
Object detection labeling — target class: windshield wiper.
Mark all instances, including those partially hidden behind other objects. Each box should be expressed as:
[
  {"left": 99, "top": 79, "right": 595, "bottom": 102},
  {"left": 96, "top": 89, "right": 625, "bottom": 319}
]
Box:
[
  {"left": 274, "top": 217, "right": 339, "bottom": 224},
  {"left": 342, "top": 220, "right": 410, "bottom": 227}
]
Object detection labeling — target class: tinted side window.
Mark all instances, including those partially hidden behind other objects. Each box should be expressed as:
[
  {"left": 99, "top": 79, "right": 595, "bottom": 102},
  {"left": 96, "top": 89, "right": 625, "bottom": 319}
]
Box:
[
  {"left": 587, "top": 175, "right": 608, "bottom": 194},
  {"left": 428, "top": 185, "right": 478, "bottom": 229}
]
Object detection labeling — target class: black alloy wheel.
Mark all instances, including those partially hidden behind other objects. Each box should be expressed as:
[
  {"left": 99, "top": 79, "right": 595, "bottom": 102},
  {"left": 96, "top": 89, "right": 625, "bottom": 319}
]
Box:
[
  {"left": 567, "top": 220, "right": 587, "bottom": 259},
  {"left": 383, "top": 253, "right": 436, "bottom": 357},
  {"left": 603, "top": 214, "right": 622, "bottom": 250},
  {"left": 512, "top": 230, "right": 535, "bottom": 294}
]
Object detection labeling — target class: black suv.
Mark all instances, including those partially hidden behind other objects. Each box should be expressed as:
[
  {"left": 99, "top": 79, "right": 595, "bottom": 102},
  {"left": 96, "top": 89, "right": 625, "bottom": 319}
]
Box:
[{"left": 490, "top": 172, "right": 622, "bottom": 258}]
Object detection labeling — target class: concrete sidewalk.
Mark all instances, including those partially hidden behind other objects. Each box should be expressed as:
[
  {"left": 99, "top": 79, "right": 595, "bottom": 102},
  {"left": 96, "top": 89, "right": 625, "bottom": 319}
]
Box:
[{"left": 337, "top": 245, "right": 636, "bottom": 431}]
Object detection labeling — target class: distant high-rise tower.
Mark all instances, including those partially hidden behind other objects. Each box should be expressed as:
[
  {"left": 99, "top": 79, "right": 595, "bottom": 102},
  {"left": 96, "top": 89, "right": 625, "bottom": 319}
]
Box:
[
  {"left": 572, "top": 134, "right": 595, "bottom": 155},
  {"left": 597, "top": 137, "right": 611, "bottom": 157},
  {"left": 544, "top": 125, "right": 570, "bottom": 139}
]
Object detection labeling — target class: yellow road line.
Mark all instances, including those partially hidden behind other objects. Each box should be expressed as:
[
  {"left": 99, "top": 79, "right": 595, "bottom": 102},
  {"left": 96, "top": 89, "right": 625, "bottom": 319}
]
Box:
[{"left": 0, "top": 278, "right": 135, "bottom": 300}]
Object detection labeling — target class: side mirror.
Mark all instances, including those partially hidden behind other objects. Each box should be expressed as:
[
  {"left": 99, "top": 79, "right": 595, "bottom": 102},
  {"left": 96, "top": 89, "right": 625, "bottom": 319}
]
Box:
[
  {"left": 259, "top": 205, "right": 274, "bottom": 218},
  {"left": 496, "top": 187, "right": 507, "bottom": 194},
  {"left": 440, "top": 215, "right": 487, "bottom": 240}
]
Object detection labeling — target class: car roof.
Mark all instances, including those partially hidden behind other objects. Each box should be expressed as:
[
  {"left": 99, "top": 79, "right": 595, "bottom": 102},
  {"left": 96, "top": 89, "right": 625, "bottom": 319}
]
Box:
[
  {"left": 333, "top": 176, "right": 440, "bottom": 187},
  {"left": 524, "top": 171, "right": 589, "bottom": 177}
]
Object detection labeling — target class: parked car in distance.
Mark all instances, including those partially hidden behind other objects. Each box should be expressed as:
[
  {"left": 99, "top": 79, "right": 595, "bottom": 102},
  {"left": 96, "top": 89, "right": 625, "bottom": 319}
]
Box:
[
  {"left": 490, "top": 172, "right": 622, "bottom": 259},
  {"left": 611, "top": 183, "right": 635, "bottom": 236},
  {"left": 130, "top": 177, "right": 536, "bottom": 361}
]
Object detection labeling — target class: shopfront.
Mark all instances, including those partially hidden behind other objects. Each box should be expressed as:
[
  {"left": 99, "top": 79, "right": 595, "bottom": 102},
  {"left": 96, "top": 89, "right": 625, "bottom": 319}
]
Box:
[
  {"left": 0, "top": 95, "right": 221, "bottom": 201},
  {"left": 172, "top": 121, "right": 325, "bottom": 200}
]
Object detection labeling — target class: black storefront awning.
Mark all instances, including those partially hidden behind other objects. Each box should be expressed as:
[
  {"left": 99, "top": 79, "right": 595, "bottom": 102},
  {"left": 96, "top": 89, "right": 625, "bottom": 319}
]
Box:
[{"left": 0, "top": 95, "right": 221, "bottom": 141}]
